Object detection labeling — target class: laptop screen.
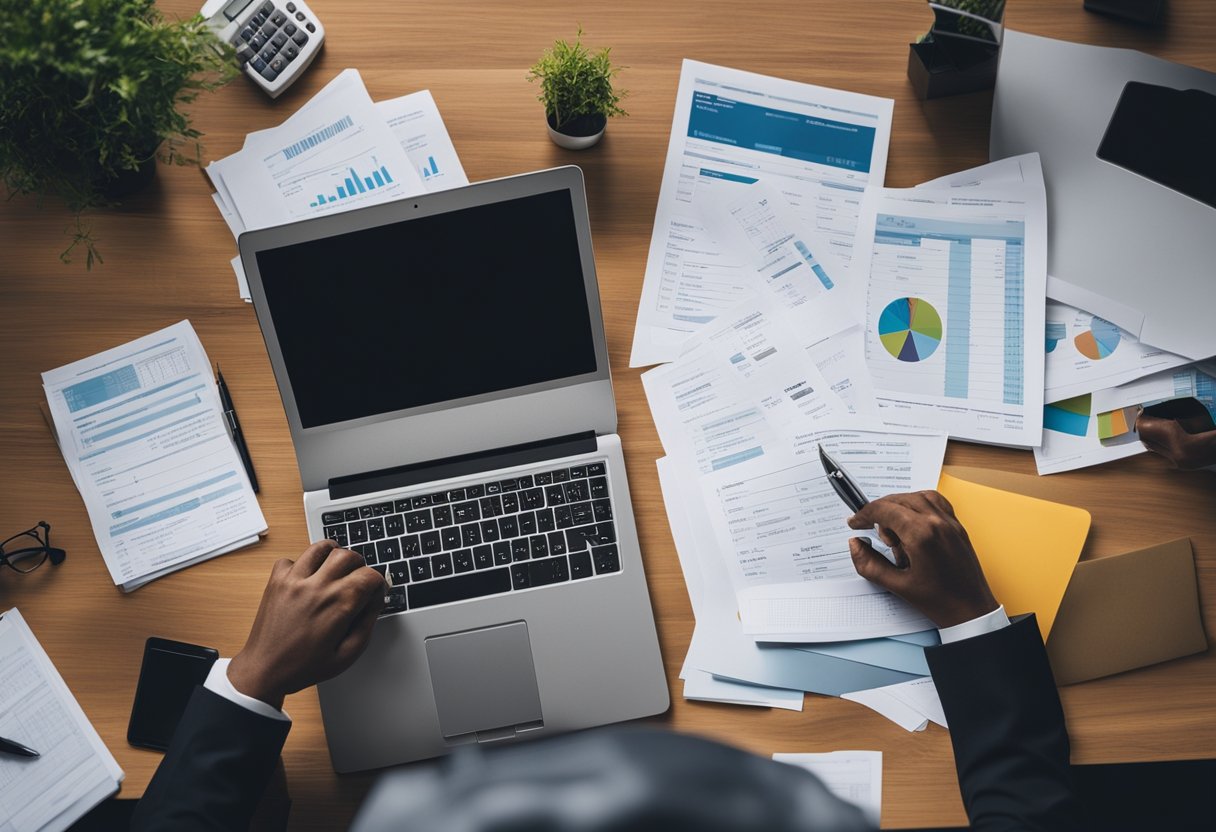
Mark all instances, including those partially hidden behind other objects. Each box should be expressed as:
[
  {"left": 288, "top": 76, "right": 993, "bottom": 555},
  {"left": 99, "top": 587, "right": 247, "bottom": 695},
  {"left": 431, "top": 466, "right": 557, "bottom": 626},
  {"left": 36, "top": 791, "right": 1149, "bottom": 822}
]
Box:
[{"left": 255, "top": 188, "right": 599, "bottom": 429}]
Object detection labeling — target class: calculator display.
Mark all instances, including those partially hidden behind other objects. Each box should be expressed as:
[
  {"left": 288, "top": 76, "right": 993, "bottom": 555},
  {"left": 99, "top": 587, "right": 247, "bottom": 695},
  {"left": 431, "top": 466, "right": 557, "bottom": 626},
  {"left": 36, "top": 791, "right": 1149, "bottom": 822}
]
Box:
[{"left": 222, "top": 0, "right": 254, "bottom": 21}]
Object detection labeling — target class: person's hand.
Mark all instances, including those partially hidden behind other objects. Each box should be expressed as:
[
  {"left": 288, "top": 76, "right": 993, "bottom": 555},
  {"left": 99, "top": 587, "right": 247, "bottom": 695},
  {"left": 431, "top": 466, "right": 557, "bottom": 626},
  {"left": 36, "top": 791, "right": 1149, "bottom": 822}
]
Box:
[
  {"left": 1136, "top": 414, "right": 1216, "bottom": 470},
  {"left": 846, "top": 492, "right": 997, "bottom": 629},
  {"left": 228, "top": 541, "right": 386, "bottom": 708}
]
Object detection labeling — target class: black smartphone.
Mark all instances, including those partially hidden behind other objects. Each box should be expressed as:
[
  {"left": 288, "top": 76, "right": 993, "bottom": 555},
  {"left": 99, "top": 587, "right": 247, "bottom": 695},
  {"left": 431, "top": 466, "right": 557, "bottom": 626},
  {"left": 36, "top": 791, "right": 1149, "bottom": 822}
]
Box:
[{"left": 128, "top": 637, "right": 219, "bottom": 751}]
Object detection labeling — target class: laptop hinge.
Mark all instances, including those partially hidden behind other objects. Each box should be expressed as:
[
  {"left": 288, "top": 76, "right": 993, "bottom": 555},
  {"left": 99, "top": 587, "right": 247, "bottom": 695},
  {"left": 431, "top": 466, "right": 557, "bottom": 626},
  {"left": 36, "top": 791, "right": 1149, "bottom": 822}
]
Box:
[{"left": 328, "top": 431, "right": 599, "bottom": 500}]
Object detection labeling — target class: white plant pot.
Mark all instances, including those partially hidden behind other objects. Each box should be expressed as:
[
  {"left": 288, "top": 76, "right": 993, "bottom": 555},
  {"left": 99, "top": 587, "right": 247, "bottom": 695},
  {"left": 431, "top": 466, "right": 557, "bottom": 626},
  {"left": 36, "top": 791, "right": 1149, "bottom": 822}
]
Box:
[{"left": 547, "top": 123, "right": 605, "bottom": 150}]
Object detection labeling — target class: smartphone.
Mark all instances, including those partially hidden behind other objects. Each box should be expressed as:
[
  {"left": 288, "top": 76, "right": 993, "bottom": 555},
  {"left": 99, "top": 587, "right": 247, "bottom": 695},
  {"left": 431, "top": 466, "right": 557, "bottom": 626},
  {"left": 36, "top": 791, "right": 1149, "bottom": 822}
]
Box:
[{"left": 128, "top": 637, "right": 219, "bottom": 751}]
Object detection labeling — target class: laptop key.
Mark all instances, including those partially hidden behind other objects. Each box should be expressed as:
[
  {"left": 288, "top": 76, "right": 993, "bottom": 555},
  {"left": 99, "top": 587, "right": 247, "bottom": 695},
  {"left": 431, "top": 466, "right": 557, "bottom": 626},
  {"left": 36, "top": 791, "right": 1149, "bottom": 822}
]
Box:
[
  {"left": 412, "top": 494, "right": 433, "bottom": 509},
  {"left": 534, "top": 471, "right": 553, "bottom": 485},
  {"left": 485, "top": 481, "right": 501, "bottom": 494},
  {"left": 359, "top": 505, "right": 374, "bottom": 519},
  {"left": 409, "top": 556, "right": 432, "bottom": 581},
  {"left": 429, "top": 491, "right": 449, "bottom": 505},
  {"left": 453, "top": 500, "right": 480, "bottom": 523},
  {"left": 518, "top": 511, "right": 536, "bottom": 535},
  {"left": 529, "top": 534, "right": 549, "bottom": 559},
  {"left": 376, "top": 538, "right": 401, "bottom": 562},
  {"left": 394, "top": 498, "right": 412, "bottom": 513},
  {"left": 511, "top": 539, "right": 530, "bottom": 562},
  {"left": 492, "top": 540, "right": 512, "bottom": 565},
  {"left": 547, "top": 531, "right": 567, "bottom": 556},
  {"left": 441, "top": 527, "right": 461, "bottom": 550},
  {"left": 348, "top": 520, "right": 369, "bottom": 544},
  {"left": 372, "top": 563, "right": 389, "bottom": 579},
  {"left": 587, "top": 462, "right": 606, "bottom": 476},
  {"left": 536, "top": 508, "right": 555, "bottom": 533},
  {"left": 592, "top": 544, "right": 620, "bottom": 574},
  {"left": 323, "top": 524, "right": 345, "bottom": 540},
  {"left": 528, "top": 555, "right": 569, "bottom": 586},
  {"left": 517, "top": 474, "right": 534, "bottom": 488},
  {"left": 564, "top": 480, "right": 589, "bottom": 503},
  {"left": 405, "top": 510, "right": 432, "bottom": 533},
  {"left": 511, "top": 564, "right": 531, "bottom": 589},
  {"left": 570, "top": 465, "right": 588, "bottom": 478},
  {"left": 570, "top": 502, "right": 594, "bottom": 526},
  {"left": 554, "top": 505, "right": 574, "bottom": 529},
  {"left": 461, "top": 523, "right": 481, "bottom": 547},
  {"left": 465, "top": 484, "right": 485, "bottom": 498},
  {"left": 479, "top": 520, "right": 499, "bottom": 542},
  {"left": 593, "top": 499, "right": 613, "bottom": 521},
  {"left": 521, "top": 488, "right": 544, "bottom": 510},
  {"left": 431, "top": 553, "right": 453, "bottom": 577},
  {"left": 388, "top": 560, "right": 409, "bottom": 585},
  {"left": 355, "top": 543, "right": 376, "bottom": 563},
  {"left": 367, "top": 518, "right": 385, "bottom": 540},
  {"left": 343, "top": 508, "right": 359, "bottom": 522},
  {"left": 544, "top": 485, "right": 566, "bottom": 505},
  {"left": 385, "top": 514, "right": 405, "bottom": 536},
  {"left": 432, "top": 505, "right": 453, "bottom": 527},
  {"left": 569, "top": 551, "right": 593, "bottom": 579},
  {"left": 497, "top": 515, "right": 518, "bottom": 538},
  {"left": 409, "top": 567, "right": 511, "bottom": 609},
  {"left": 447, "top": 487, "right": 465, "bottom": 502},
  {"left": 322, "top": 511, "right": 345, "bottom": 524},
  {"left": 453, "top": 549, "right": 474, "bottom": 573},
  {"left": 373, "top": 501, "right": 394, "bottom": 516},
  {"left": 553, "top": 468, "right": 570, "bottom": 483},
  {"left": 383, "top": 586, "right": 408, "bottom": 613},
  {"left": 480, "top": 495, "right": 502, "bottom": 517},
  {"left": 589, "top": 477, "right": 608, "bottom": 499},
  {"left": 577, "top": 524, "right": 616, "bottom": 547},
  {"left": 473, "top": 544, "right": 493, "bottom": 569},
  {"left": 421, "top": 531, "right": 441, "bottom": 555},
  {"left": 501, "top": 492, "right": 519, "bottom": 513},
  {"left": 499, "top": 477, "right": 519, "bottom": 492},
  {"left": 402, "top": 534, "right": 421, "bottom": 558},
  {"left": 566, "top": 530, "right": 588, "bottom": 552}
]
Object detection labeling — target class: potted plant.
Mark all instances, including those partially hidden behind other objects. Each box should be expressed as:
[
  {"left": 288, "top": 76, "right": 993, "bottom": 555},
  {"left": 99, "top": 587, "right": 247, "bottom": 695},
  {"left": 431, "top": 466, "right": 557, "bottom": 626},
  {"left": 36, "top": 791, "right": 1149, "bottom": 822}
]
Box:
[
  {"left": 527, "top": 28, "right": 627, "bottom": 150},
  {"left": 0, "top": 0, "right": 235, "bottom": 268}
]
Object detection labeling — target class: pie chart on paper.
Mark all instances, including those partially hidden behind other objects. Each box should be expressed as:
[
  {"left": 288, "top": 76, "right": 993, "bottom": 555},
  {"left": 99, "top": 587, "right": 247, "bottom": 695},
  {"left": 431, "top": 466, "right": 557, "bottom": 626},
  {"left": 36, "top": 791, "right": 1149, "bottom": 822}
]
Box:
[
  {"left": 1074, "top": 316, "right": 1121, "bottom": 361},
  {"left": 878, "top": 297, "right": 943, "bottom": 362}
]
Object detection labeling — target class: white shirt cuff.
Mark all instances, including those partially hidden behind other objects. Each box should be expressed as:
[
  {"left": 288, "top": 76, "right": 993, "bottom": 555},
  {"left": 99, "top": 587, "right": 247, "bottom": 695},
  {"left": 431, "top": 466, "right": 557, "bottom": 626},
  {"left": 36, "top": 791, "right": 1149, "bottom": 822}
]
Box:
[
  {"left": 937, "top": 604, "right": 1011, "bottom": 645},
  {"left": 203, "top": 658, "right": 291, "bottom": 723}
]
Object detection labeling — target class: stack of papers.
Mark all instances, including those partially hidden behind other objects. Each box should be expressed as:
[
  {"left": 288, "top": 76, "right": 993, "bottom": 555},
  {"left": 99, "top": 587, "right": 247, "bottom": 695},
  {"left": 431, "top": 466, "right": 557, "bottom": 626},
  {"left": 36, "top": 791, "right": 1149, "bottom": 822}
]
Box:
[
  {"left": 0, "top": 609, "right": 123, "bottom": 832},
  {"left": 205, "top": 69, "right": 468, "bottom": 301},
  {"left": 42, "top": 321, "right": 266, "bottom": 590}
]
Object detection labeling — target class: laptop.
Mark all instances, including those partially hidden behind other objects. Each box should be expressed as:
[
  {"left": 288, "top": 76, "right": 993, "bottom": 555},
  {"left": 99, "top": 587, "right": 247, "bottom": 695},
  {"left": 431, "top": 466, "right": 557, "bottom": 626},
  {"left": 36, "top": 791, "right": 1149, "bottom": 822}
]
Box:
[{"left": 239, "top": 166, "right": 669, "bottom": 773}]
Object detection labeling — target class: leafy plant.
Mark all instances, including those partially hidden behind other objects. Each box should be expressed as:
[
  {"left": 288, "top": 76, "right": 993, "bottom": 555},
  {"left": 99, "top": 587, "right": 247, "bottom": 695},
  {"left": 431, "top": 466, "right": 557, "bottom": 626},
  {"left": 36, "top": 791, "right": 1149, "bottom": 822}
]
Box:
[
  {"left": 0, "top": 0, "right": 236, "bottom": 268},
  {"left": 527, "top": 27, "right": 627, "bottom": 132}
]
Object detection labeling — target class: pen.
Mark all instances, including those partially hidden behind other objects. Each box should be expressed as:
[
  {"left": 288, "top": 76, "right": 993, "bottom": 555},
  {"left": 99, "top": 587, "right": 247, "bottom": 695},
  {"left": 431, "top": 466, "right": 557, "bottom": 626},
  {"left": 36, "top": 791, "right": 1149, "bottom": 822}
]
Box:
[
  {"left": 817, "top": 443, "right": 899, "bottom": 566},
  {"left": 0, "top": 735, "right": 40, "bottom": 758},
  {"left": 216, "top": 366, "right": 260, "bottom": 494}
]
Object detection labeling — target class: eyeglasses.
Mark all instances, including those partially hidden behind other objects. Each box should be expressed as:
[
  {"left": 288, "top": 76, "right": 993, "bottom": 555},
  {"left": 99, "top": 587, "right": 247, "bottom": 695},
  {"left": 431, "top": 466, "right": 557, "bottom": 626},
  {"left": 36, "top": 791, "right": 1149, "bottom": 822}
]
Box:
[{"left": 1, "top": 522, "right": 67, "bottom": 574}]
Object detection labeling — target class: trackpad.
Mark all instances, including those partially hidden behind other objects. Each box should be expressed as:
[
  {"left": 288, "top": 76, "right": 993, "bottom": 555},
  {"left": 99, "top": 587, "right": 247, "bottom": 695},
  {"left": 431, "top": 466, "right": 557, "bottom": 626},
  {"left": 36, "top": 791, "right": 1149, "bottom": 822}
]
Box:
[{"left": 425, "top": 621, "right": 543, "bottom": 741}]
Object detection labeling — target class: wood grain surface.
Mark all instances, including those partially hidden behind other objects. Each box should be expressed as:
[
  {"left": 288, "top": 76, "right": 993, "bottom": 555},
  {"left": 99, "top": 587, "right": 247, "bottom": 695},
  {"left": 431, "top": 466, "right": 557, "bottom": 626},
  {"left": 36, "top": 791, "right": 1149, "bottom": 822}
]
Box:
[{"left": 1, "top": 1, "right": 1214, "bottom": 828}]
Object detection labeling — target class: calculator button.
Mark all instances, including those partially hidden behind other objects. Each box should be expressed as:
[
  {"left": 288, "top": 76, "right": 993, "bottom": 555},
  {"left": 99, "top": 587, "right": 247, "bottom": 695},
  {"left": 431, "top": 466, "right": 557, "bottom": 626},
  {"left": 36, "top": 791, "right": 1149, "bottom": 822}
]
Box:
[
  {"left": 269, "top": 55, "right": 287, "bottom": 74},
  {"left": 271, "top": 32, "right": 287, "bottom": 48},
  {"left": 250, "top": 13, "right": 266, "bottom": 26},
  {"left": 271, "top": 11, "right": 287, "bottom": 25},
  {"left": 283, "top": 22, "right": 296, "bottom": 35},
  {"left": 259, "top": 46, "right": 276, "bottom": 62},
  {"left": 295, "top": 10, "right": 305, "bottom": 20},
  {"left": 240, "top": 27, "right": 255, "bottom": 41},
  {"left": 285, "top": 1, "right": 296, "bottom": 10},
  {"left": 260, "top": 64, "right": 279, "bottom": 82},
  {"left": 292, "top": 29, "right": 308, "bottom": 45},
  {"left": 261, "top": 19, "right": 278, "bottom": 36},
  {"left": 305, "top": 21, "right": 315, "bottom": 32},
  {"left": 260, "top": 1, "right": 274, "bottom": 14},
  {"left": 249, "top": 33, "right": 266, "bottom": 49}
]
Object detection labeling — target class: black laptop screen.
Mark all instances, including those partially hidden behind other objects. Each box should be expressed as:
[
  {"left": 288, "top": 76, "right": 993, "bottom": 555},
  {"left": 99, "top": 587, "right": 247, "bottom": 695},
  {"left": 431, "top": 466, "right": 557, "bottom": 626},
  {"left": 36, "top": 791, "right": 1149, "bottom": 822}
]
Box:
[{"left": 256, "top": 189, "right": 599, "bottom": 429}]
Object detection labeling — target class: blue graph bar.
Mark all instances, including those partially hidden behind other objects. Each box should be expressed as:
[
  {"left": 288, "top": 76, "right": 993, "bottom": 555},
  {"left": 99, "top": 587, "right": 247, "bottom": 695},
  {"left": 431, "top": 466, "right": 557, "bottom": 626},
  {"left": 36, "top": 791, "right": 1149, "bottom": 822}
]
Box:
[
  {"left": 337, "top": 186, "right": 347, "bottom": 199},
  {"left": 364, "top": 176, "right": 374, "bottom": 190},
  {"left": 428, "top": 156, "right": 438, "bottom": 175},
  {"left": 345, "top": 177, "right": 356, "bottom": 195},
  {"left": 316, "top": 193, "right": 325, "bottom": 205},
  {"left": 381, "top": 165, "right": 393, "bottom": 183},
  {"left": 945, "top": 240, "right": 972, "bottom": 399},
  {"left": 373, "top": 170, "right": 385, "bottom": 186},
  {"left": 328, "top": 196, "right": 336, "bottom": 202},
  {"left": 350, "top": 168, "right": 366, "bottom": 193}
]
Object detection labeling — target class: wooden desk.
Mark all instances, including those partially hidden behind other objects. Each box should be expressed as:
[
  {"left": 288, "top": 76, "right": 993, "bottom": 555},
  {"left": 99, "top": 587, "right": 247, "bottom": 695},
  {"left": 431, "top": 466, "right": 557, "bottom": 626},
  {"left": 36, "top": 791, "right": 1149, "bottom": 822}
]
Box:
[{"left": 2, "top": 1, "right": 1214, "bottom": 827}]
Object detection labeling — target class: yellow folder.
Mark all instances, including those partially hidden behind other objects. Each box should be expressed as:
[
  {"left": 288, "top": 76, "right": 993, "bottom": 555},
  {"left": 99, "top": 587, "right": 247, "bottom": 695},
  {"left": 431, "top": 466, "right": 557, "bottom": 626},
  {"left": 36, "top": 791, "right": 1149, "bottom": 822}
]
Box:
[{"left": 937, "top": 473, "right": 1091, "bottom": 641}]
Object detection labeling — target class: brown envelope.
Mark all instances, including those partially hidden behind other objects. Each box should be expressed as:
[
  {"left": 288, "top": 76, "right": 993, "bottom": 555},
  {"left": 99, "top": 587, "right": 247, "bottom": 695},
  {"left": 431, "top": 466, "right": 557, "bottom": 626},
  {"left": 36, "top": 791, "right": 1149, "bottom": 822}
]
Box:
[{"left": 1045, "top": 538, "right": 1208, "bottom": 685}]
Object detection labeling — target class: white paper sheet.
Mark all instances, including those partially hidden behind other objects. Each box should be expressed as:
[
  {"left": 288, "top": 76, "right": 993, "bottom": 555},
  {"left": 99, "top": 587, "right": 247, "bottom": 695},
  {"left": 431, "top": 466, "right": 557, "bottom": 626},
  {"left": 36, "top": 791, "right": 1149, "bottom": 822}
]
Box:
[
  {"left": 630, "top": 60, "right": 893, "bottom": 367},
  {"left": 842, "top": 676, "right": 948, "bottom": 733},
  {"left": 852, "top": 182, "right": 1047, "bottom": 446},
  {"left": 376, "top": 90, "right": 469, "bottom": 190},
  {"left": 773, "top": 750, "right": 883, "bottom": 826},
  {"left": 1044, "top": 300, "right": 1189, "bottom": 402},
  {"left": 0, "top": 610, "right": 123, "bottom": 832},
  {"left": 642, "top": 294, "right": 848, "bottom": 474},
  {"left": 41, "top": 321, "right": 266, "bottom": 589},
  {"left": 1035, "top": 392, "right": 1145, "bottom": 475},
  {"left": 699, "top": 430, "right": 945, "bottom": 640}
]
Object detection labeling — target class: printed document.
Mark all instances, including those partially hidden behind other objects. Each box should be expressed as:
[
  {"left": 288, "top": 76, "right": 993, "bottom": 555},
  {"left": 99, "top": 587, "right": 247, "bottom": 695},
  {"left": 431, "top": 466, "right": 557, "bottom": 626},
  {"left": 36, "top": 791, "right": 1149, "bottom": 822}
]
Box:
[
  {"left": 42, "top": 321, "right": 266, "bottom": 590},
  {"left": 700, "top": 430, "right": 945, "bottom": 640},
  {"left": 0, "top": 610, "right": 122, "bottom": 832},
  {"left": 631, "top": 60, "right": 893, "bottom": 366},
  {"left": 1035, "top": 393, "right": 1145, "bottom": 475},
  {"left": 852, "top": 184, "right": 1047, "bottom": 446},
  {"left": 842, "top": 676, "right": 947, "bottom": 733},
  {"left": 773, "top": 751, "right": 882, "bottom": 825}
]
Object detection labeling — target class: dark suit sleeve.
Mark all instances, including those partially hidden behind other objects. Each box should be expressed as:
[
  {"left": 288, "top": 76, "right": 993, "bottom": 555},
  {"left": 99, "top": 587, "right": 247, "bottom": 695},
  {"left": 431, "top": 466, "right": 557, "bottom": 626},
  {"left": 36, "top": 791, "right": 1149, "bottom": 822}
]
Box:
[
  {"left": 131, "top": 686, "right": 291, "bottom": 832},
  {"left": 926, "top": 614, "right": 1087, "bottom": 832}
]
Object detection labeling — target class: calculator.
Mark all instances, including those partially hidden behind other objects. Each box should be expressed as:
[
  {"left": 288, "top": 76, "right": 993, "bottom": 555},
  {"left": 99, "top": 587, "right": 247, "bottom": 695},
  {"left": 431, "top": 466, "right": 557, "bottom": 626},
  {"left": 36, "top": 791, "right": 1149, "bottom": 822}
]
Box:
[{"left": 202, "top": 0, "right": 326, "bottom": 99}]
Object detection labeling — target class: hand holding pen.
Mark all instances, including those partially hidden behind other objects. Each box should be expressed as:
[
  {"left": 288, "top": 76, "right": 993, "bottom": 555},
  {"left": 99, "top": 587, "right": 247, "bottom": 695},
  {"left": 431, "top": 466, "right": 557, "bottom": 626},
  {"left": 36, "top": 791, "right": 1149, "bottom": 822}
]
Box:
[{"left": 817, "top": 443, "right": 901, "bottom": 566}]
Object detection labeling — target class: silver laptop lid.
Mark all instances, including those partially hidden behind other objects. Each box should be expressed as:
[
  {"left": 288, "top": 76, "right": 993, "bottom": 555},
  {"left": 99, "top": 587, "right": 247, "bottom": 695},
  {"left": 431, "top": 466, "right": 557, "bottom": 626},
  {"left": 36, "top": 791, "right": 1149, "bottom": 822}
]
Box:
[{"left": 240, "top": 166, "right": 616, "bottom": 492}]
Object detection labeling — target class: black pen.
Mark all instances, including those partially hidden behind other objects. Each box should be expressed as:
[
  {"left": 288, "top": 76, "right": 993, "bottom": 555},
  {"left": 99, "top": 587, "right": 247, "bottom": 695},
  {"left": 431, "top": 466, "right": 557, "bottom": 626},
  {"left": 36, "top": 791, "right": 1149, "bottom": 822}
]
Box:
[
  {"left": 216, "top": 366, "right": 260, "bottom": 494},
  {"left": 0, "top": 735, "right": 40, "bottom": 758},
  {"left": 817, "top": 443, "right": 897, "bottom": 565}
]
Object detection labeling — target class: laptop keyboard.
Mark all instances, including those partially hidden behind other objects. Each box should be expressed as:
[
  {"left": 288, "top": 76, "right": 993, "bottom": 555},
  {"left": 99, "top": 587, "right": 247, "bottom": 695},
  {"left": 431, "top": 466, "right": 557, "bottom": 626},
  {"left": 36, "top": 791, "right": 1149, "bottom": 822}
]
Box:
[{"left": 319, "top": 462, "right": 621, "bottom": 616}]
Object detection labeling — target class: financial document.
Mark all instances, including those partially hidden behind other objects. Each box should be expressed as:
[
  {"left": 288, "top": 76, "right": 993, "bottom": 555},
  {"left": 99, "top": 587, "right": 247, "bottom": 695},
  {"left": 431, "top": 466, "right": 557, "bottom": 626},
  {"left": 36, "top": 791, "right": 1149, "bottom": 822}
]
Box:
[
  {"left": 642, "top": 294, "right": 848, "bottom": 474},
  {"left": 630, "top": 60, "right": 893, "bottom": 366},
  {"left": 700, "top": 430, "right": 945, "bottom": 640},
  {"left": 853, "top": 184, "right": 1047, "bottom": 446},
  {"left": 42, "top": 321, "right": 266, "bottom": 590},
  {"left": 1045, "top": 300, "right": 1188, "bottom": 402},
  {"left": 1035, "top": 393, "right": 1145, "bottom": 475},
  {"left": 0, "top": 610, "right": 122, "bottom": 832},
  {"left": 842, "top": 676, "right": 947, "bottom": 732},
  {"left": 772, "top": 751, "right": 883, "bottom": 825}
]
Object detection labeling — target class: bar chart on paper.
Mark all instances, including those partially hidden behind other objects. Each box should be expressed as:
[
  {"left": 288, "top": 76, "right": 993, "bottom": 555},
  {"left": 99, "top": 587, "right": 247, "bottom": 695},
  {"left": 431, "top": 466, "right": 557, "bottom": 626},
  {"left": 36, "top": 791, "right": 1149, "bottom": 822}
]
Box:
[{"left": 309, "top": 163, "right": 397, "bottom": 207}]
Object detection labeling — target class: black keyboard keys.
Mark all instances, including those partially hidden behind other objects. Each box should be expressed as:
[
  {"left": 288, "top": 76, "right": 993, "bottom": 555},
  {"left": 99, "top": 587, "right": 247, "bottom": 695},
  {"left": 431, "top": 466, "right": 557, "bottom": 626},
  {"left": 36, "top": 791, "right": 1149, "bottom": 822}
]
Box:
[
  {"left": 388, "top": 560, "right": 410, "bottom": 585},
  {"left": 453, "top": 549, "right": 474, "bottom": 573},
  {"left": 409, "top": 567, "right": 511, "bottom": 609},
  {"left": 383, "top": 586, "right": 408, "bottom": 614},
  {"left": 492, "top": 541, "right": 512, "bottom": 565},
  {"left": 569, "top": 551, "right": 593, "bottom": 579},
  {"left": 409, "top": 556, "right": 432, "bottom": 581},
  {"left": 592, "top": 544, "right": 620, "bottom": 574},
  {"left": 473, "top": 545, "right": 494, "bottom": 569}
]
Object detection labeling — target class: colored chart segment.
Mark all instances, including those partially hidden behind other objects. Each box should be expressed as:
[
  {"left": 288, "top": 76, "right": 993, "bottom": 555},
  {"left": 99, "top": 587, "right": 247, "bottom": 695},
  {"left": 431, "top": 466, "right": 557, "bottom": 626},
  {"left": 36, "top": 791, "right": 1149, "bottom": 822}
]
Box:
[
  {"left": 1074, "top": 316, "right": 1121, "bottom": 360},
  {"left": 1045, "top": 321, "right": 1066, "bottom": 353},
  {"left": 878, "top": 297, "right": 943, "bottom": 362},
  {"left": 1044, "top": 394, "right": 1091, "bottom": 437},
  {"left": 1097, "top": 405, "right": 1140, "bottom": 440}
]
